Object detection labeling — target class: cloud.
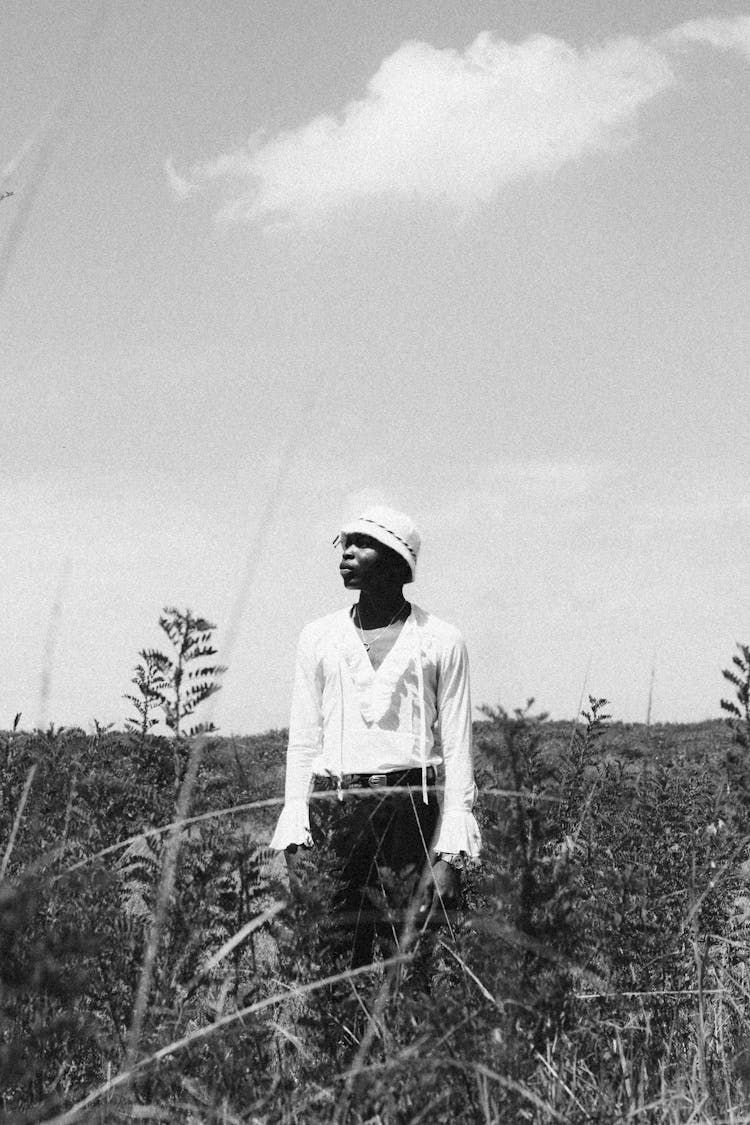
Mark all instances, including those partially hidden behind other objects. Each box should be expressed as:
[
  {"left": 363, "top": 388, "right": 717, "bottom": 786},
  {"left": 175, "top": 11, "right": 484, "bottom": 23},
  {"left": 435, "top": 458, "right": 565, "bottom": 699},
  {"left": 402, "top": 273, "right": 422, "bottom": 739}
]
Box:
[
  {"left": 171, "top": 16, "right": 750, "bottom": 225},
  {"left": 1, "top": 102, "right": 59, "bottom": 182},
  {"left": 665, "top": 15, "right": 750, "bottom": 56},
  {"left": 165, "top": 157, "right": 198, "bottom": 199}
]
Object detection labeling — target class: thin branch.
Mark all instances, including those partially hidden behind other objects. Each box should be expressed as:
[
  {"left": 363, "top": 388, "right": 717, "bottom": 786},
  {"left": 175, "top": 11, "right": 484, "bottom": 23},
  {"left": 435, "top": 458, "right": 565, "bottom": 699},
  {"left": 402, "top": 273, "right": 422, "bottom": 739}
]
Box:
[{"left": 1, "top": 764, "right": 37, "bottom": 882}]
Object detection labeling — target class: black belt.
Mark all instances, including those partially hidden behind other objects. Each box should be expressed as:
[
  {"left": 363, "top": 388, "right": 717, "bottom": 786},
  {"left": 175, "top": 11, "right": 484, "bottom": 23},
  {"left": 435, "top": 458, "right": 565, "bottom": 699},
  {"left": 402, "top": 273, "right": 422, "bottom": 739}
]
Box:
[{"left": 314, "top": 766, "right": 435, "bottom": 791}]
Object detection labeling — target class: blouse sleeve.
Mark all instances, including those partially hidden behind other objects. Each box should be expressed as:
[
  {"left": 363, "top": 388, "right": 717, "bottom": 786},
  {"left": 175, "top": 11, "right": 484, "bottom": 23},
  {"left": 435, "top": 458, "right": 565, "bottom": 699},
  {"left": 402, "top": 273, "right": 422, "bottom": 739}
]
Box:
[
  {"left": 433, "top": 631, "right": 481, "bottom": 858},
  {"left": 269, "top": 626, "right": 323, "bottom": 850}
]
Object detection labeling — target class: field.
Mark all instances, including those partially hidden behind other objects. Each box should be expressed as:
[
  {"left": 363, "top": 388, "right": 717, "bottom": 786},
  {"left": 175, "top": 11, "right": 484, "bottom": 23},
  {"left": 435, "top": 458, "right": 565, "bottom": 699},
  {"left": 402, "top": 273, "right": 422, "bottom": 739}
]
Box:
[{"left": 3, "top": 708, "right": 750, "bottom": 1124}]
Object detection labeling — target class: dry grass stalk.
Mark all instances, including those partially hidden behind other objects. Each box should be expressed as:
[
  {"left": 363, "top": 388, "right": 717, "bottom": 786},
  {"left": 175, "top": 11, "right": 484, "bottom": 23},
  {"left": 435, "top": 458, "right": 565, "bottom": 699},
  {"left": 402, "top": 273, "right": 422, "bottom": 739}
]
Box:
[
  {"left": 125, "top": 735, "right": 206, "bottom": 1067},
  {"left": 60, "top": 785, "right": 542, "bottom": 878},
  {"left": 185, "top": 900, "right": 285, "bottom": 992},
  {"left": 0, "top": 762, "right": 37, "bottom": 882},
  {"left": 40, "top": 954, "right": 409, "bottom": 1125}
]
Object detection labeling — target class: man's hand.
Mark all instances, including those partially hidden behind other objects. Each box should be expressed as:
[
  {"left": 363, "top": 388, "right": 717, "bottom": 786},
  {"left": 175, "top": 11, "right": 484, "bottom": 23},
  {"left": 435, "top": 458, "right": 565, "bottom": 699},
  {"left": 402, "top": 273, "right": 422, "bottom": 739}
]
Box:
[
  {"left": 418, "top": 858, "right": 460, "bottom": 926},
  {"left": 284, "top": 843, "right": 309, "bottom": 897}
]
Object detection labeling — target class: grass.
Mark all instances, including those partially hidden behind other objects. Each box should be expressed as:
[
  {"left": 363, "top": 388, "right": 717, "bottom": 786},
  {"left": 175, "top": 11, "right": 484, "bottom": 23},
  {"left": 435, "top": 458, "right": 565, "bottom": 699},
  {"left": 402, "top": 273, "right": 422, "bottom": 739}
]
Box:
[{"left": 3, "top": 713, "right": 750, "bottom": 1122}]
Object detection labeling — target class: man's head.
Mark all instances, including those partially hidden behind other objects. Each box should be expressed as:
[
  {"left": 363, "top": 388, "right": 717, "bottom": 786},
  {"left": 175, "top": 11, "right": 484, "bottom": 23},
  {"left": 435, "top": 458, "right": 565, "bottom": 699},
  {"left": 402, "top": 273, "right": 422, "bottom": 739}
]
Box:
[{"left": 338, "top": 506, "right": 421, "bottom": 591}]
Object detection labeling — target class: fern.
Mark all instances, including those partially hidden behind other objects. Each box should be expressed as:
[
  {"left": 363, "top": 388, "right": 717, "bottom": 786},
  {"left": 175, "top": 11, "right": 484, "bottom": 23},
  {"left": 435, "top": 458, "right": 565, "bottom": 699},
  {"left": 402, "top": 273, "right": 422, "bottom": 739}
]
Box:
[
  {"left": 721, "top": 643, "right": 750, "bottom": 749},
  {"left": 124, "top": 650, "right": 171, "bottom": 744},
  {"left": 156, "top": 608, "right": 227, "bottom": 741},
  {"left": 116, "top": 835, "right": 162, "bottom": 926},
  {"left": 124, "top": 609, "right": 227, "bottom": 792}
]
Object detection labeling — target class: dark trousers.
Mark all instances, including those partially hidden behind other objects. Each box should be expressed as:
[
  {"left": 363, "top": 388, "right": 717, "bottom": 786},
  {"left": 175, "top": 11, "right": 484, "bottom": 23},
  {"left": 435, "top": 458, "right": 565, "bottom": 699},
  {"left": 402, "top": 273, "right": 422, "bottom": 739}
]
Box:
[{"left": 307, "top": 778, "right": 440, "bottom": 969}]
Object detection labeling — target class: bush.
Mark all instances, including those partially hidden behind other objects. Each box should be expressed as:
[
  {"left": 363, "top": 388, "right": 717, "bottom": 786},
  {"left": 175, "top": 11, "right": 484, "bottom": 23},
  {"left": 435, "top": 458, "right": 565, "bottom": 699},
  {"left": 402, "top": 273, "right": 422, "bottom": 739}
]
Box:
[{"left": 2, "top": 707, "right": 750, "bottom": 1122}]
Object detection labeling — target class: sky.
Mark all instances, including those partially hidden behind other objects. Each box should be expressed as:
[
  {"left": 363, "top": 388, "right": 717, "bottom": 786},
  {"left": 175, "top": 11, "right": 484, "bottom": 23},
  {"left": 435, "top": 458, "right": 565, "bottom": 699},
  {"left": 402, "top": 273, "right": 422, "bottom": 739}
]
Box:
[{"left": 2, "top": 0, "right": 750, "bottom": 733}]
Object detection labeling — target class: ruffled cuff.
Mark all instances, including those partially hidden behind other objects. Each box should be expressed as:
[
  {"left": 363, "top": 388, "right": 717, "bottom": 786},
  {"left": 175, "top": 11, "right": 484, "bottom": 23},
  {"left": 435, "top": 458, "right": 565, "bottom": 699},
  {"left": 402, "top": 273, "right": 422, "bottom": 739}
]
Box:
[
  {"left": 269, "top": 800, "right": 312, "bottom": 851},
  {"left": 433, "top": 810, "right": 481, "bottom": 858}
]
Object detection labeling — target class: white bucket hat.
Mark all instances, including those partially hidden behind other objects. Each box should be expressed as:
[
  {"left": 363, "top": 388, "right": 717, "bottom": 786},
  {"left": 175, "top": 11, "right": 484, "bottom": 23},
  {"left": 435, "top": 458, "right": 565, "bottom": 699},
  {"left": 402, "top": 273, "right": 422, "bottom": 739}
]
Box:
[{"left": 339, "top": 505, "right": 421, "bottom": 580}]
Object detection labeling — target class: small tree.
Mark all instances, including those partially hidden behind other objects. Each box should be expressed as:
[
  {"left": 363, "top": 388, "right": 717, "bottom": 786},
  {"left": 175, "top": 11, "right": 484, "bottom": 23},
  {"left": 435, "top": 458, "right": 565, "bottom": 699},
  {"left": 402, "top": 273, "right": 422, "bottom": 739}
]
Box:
[
  {"left": 156, "top": 607, "right": 227, "bottom": 739},
  {"left": 124, "top": 650, "right": 171, "bottom": 745},
  {"left": 720, "top": 643, "right": 750, "bottom": 830},
  {"left": 721, "top": 642, "right": 750, "bottom": 749},
  {"left": 124, "top": 607, "right": 227, "bottom": 743}
]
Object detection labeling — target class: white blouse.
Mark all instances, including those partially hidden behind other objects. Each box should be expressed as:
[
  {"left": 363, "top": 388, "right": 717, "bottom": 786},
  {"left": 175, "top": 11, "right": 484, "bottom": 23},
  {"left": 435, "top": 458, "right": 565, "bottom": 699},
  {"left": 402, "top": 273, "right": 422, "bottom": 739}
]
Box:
[{"left": 269, "top": 603, "right": 481, "bottom": 857}]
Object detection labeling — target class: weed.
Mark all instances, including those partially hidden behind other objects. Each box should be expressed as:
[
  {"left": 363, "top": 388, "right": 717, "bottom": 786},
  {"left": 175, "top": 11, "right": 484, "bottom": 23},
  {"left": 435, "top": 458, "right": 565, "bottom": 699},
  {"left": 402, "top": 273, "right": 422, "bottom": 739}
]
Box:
[{"left": 4, "top": 652, "right": 750, "bottom": 1122}]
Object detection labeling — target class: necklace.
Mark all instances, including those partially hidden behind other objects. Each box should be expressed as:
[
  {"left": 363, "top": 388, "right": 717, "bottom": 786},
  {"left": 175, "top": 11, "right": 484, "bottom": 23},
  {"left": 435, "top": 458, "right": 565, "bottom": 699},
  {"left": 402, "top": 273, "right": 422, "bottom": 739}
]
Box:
[{"left": 353, "top": 602, "right": 408, "bottom": 652}]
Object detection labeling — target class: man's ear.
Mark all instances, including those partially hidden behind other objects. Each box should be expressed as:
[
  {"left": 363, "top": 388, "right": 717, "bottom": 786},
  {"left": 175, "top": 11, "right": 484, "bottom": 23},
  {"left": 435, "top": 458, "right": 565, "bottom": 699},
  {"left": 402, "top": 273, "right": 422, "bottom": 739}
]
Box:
[{"left": 385, "top": 550, "right": 412, "bottom": 586}]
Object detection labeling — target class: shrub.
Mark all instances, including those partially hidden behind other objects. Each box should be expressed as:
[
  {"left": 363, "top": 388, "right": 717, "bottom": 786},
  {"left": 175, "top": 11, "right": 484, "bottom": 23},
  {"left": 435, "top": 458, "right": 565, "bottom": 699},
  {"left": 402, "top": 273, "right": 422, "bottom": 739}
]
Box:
[{"left": 3, "top": 669, "right": 750, "bottom": 1120}]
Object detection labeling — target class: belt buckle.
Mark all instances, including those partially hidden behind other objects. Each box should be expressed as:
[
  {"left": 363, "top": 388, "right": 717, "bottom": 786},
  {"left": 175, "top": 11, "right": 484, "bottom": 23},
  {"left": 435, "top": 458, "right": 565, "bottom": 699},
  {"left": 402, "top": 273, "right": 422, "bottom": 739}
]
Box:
[{"left": 368, "top": 773, "right": 387, "bottom": 789}]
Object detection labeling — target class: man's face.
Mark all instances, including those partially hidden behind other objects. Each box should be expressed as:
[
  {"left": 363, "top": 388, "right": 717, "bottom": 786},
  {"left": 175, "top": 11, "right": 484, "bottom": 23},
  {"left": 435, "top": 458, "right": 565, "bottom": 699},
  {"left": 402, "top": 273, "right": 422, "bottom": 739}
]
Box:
[{"left": 339, "top": 533, "right": 395, "bottom": 590}]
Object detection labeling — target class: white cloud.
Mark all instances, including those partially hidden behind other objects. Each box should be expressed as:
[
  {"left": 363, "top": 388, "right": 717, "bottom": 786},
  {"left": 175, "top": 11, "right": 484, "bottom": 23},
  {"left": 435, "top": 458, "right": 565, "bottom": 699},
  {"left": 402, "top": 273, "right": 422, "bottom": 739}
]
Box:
[
  {"left": 665, "top": 15, "right": 750, "bottom": 56},
  {"left": 171, "top": 16, "right": 750, "bottom": 226},
  {"left": 165, "top": 157, "right": 198, "bottom": 199},
  {"left": 1, "top": 101, "right": 59, "bottom": 182}
]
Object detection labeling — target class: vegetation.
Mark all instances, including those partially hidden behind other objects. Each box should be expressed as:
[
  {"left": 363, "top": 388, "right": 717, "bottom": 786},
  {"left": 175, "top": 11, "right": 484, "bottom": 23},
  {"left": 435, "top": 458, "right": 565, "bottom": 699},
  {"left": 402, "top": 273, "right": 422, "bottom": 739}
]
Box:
[
  {"left": 2, "top": 659, "right": 750, "bottom": 1121},
  {"left": 721, "top": 642, "right": 750, "bottom": 750},
  {"left": 124, "top": 607, "right": 226, "bottom": 742},
  {"left": 123, "top": 606, "right": 227, "bottom": 788}
]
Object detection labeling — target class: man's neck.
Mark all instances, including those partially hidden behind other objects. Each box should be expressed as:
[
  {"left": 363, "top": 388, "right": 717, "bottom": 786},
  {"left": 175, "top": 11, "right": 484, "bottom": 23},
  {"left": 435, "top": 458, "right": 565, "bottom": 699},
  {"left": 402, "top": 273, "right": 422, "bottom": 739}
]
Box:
[{"left": 355, "top": 587, "right": 409, "bottom": 629}]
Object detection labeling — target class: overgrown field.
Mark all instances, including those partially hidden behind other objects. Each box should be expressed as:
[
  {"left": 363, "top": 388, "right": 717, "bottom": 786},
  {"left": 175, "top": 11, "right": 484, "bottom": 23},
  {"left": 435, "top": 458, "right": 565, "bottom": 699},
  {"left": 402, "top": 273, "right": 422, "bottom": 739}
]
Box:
[{"left": 4, "top": 709, "right": 750, "bottom": 1123}]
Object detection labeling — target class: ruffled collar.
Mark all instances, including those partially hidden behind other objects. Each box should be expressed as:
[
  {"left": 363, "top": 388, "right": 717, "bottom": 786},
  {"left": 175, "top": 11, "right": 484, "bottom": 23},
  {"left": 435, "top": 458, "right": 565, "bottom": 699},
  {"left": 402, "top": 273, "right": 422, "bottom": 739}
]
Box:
[{"left": 336, "top": 605, "right": 421, "bottom": 725}]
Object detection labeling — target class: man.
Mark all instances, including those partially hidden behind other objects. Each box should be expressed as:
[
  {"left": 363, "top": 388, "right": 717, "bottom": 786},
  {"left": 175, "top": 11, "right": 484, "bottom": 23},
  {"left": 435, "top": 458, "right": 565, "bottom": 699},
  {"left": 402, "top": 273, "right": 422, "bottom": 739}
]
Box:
[{"left": 270, "top": 505, "right": 480, "bottom": 968}]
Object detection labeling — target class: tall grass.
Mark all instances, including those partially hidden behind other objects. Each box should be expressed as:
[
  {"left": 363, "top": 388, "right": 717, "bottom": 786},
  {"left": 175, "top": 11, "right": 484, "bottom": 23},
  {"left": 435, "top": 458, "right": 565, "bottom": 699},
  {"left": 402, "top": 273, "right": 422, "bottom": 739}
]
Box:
[{"left": 2, "top": 704, "right": 750, "bottom": 1122}]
